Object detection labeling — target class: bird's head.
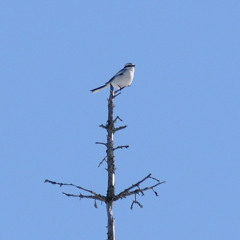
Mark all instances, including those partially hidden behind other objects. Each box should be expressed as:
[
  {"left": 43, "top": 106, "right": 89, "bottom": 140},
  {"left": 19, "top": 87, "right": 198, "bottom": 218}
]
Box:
[{"left": 124, "top": 63, "right": 135, "bottom": 68}]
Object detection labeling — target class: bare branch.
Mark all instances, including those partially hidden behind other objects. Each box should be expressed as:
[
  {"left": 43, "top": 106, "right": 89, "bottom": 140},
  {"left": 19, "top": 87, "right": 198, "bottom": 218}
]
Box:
[
  {"left": 149, "top": 176, "right": 161, "bottom": 182},
  {"left": 114, "top": 86, "right": 126, "bottom": 95},
  {"left": 113, "top": 125, "right": 127, "bottom": 132},
  {"left": 151, "top": 188, "right": 159, "bottom": 196},
  {"left": 95, "top": 142, "right": 107, "bottom": 147},
  {"left": 115, "top": 174, "right": 151, "bottom": 198},
  {"left": 125, "top": 181, "right": 165, "bottom": 199},
  {"left": 114, "top": 174, "right": 165, "bottom": 201},
  {"left": 131, "top": 200, "right": 143, "bottom": 209},
  {"left": 130, "top": 194, "right": 143, "bottom": 210},
  {"left": 62, "top": 192, "right": 103, "bottom": 201},
  {"left": 114, "top": 116, "right": 123, "bottom": 123},
  {"left": 98, "top": 156, "right": 107, "bottom": 167},
  {"left": 45, "top": 179, "right": 106, "bottom": 201},
  {"left": 113, "top": 91, "right": 121, "bottom": 98},
  {"left": 99, "top": 124, "right": 107, "bottom": 129},
  {"left": 113, "top": 145, "right": 129, "bottom": 151}
]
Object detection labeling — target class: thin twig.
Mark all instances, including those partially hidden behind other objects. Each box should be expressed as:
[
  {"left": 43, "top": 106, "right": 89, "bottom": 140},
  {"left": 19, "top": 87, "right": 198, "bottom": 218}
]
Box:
[
  {"left": 94, "top": 199, "right": 98, "bottom": 208},
  {"left": 95, "top": 142, "right": 107, "bottom": 147},
  {"left": 113, "top": 92, "right": 121, "bottom": 98},
  {"left": 98, "top": 156, "right": 107, "bottom": 167},
  {"left": 114, "top": 86, "right": 126, "bottom": 94},
  {"left": 114, "top": 116, "right": 123, "bottom": 123},
  {"left": 150, "top": 176, "right": 161, "bottom": 182},
  {"left": 130, "top": 194, "right": 143, "bottom": 209}
]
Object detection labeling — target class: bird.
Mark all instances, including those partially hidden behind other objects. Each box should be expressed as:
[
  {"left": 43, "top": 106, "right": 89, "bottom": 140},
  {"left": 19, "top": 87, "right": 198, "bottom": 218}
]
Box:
[{"left": 91, "top": 63, "right": 135, "bottom": 93}]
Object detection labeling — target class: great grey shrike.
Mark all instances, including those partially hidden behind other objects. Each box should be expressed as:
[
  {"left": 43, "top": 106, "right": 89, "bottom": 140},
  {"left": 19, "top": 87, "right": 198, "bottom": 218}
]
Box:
[{"left": 91, "top": 63, "right": 135, "bottom": 93}]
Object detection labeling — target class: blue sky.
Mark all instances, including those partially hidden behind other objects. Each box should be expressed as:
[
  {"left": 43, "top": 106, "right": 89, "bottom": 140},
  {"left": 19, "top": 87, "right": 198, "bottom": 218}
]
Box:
[{"left": 1, "top": 1, "right": 240, "bottom": 239}]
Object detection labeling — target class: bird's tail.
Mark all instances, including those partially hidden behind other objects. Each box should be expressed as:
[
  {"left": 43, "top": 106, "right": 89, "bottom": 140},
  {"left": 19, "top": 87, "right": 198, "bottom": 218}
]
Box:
[{"left": 90, "top": 84, "right": 108, "bottom": 93}]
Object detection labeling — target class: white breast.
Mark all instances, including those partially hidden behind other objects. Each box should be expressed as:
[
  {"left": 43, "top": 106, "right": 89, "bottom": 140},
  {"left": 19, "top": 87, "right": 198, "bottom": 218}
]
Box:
[{"left": 111, "top": 67, "right": 135, "bottom": 89}]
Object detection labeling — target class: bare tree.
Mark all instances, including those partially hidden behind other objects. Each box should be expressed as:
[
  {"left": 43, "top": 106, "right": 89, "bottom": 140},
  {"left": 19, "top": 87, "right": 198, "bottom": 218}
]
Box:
[{"left": 45, "top": 85, "right": 165, "bottom": 240}]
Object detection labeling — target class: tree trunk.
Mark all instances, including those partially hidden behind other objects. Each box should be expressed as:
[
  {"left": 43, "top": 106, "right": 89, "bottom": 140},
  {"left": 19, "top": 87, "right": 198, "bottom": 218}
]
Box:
[{"left": 106, "top": 85, "right": 116, "bottom": 240}]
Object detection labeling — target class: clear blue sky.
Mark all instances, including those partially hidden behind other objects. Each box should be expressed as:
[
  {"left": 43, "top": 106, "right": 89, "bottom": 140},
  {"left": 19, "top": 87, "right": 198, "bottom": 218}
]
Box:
[{"left": 1, "top": 1, "right": 239, "bottom": 239}]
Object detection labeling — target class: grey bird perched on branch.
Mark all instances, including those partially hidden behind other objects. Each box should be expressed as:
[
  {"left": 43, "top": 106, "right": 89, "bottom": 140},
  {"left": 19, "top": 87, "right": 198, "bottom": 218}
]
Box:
[{"left": 91, "top": 63, "right": 135, "bottom": 93}]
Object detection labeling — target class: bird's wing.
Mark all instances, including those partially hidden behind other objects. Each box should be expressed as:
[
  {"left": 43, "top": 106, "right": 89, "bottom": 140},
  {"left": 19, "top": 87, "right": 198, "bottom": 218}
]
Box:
[{"left": 105, "top": 68, "right": 126, "bottom": 84}]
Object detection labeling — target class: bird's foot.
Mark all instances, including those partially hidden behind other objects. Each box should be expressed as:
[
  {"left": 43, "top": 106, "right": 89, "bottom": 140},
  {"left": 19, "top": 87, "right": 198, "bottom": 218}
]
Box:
[{"left": 114, "top": 86, "right": 126, "bottom": 94}]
